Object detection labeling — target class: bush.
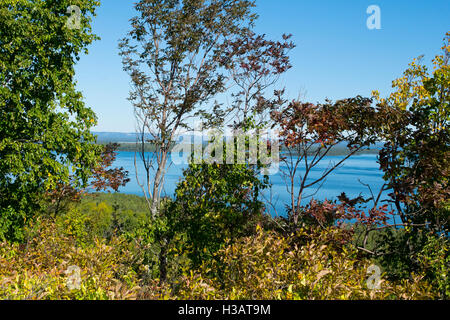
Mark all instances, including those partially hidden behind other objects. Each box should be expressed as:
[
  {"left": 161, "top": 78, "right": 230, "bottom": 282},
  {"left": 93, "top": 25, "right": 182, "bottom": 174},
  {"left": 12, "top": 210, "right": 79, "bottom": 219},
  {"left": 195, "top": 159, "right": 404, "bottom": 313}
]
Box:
[
  {"left": 168, "top": 161, "right": 268, "bottom": 268},
  {"left": 173, "top": 226, "right": 437, "bottom": 300},
  {"left": 0, "top": 216, "right": 442, "bottom": 300},
  {"left": 0, "top": 218, "right": 142, "bottom": 299},
  {"left": 418, "top": 234, "right": 450, "bottom": 299}
]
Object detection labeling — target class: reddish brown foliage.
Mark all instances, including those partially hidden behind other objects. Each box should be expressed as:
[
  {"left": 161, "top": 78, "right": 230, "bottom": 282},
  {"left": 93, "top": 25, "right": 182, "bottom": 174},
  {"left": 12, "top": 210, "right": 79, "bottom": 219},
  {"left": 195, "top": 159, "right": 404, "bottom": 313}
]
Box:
[
  {"left": 90, "top": 143, "right": 130, "bottom": 192},
  {"left": 45, "top": 143, "right": 129, "bottom": 215},
  {"left": 269, "top": 95, "right": 385, "bottom": 225}
]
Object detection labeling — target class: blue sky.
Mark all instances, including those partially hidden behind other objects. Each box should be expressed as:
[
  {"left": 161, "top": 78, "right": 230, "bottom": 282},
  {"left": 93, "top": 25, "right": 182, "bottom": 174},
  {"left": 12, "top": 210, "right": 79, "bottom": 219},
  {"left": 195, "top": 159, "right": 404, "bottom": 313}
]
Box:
[{"left": 74, "top": 0, "right": 450, "bottom": 132}]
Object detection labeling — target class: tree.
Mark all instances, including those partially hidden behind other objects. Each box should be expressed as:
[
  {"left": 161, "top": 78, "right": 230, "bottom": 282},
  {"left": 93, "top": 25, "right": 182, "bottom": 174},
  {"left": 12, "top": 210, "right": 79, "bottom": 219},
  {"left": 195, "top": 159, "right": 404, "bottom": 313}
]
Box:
[
  {"left": 118, "top": 0, "right": 258, "bottom": 216},
  {"left": 0, "top": 0, "right": 101, "bottom": 241},
  {"left": 44, "top": 143, "right": 130, "bottom": 216},
  {"left": 169, "top": 147, "right": 268, "bottom": 269},
  {"left": 270, "top": 95, "right": 383, "bottom": 226},
  {"left": 218, "top": 32, "right": 294, "bottom": 130},
  {"left": 352, "top": 33, "right": 449, "bottom": 285},
  {"left": 373, "top": 32, "right": 449, "bottom": 235}
]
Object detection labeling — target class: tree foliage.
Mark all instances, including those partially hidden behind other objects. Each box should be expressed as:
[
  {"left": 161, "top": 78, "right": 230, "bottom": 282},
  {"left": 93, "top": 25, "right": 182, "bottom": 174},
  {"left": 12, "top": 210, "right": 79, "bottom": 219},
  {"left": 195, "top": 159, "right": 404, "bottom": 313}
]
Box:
[
  {"left": 119, "top": 0, "right": 258, "bottom": 215},
  {"left": 373, "top": 32, "right": 449, "bottom": 234},
  {"left": 44, "top": 143, "right": 130, "bottom": 216},
  {"left": 169, "top": 160, "right": 267, "bottom": 268},
  {"left": 270, "top": 95, "right": 384, "bottom": 225},
  {"left": 0, "top": 0, "right": 101, "bottom": 241}
]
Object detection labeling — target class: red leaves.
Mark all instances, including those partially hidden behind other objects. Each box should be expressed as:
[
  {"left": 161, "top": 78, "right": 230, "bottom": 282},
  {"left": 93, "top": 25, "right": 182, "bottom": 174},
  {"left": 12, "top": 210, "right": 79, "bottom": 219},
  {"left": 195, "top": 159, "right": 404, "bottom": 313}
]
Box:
[
  {"left": 90, "top": 143, "right": 130, "bottom": 193},
  {"left": 271, "top": 97, "right": 379, "bottom": 149},
  {"left": 300, "top": 196, "right": 392, "bottom": 230},
  {"left": 335, "top": 195, "right": 392, "bottom": 227},
  {"left": 45, "top": 144, "right": 130, "bottom": 213},
  {"left": 221, "top": 31, "right": 295, "bottom": 77}
]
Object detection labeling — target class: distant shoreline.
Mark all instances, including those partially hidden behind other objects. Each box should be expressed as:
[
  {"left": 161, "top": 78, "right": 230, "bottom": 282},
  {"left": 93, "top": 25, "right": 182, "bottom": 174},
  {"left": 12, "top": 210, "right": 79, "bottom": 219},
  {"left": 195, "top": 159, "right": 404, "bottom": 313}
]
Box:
[
  {"left": 94, "top": 132, "right": 382, "bottom": 156},
  {"left": 99, "top": 142, "right": 380, "bottom": 156}
]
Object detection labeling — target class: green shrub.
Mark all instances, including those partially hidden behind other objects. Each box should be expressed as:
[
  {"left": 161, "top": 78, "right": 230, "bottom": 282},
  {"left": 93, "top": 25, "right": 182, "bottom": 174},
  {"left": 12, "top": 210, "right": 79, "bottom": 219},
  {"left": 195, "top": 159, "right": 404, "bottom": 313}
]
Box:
[
  {"left": 418, "top": 234, "right": 450, "bottom": 299},
  {"left": 168, "top": 161, "right": 268, "bottom": 268}
]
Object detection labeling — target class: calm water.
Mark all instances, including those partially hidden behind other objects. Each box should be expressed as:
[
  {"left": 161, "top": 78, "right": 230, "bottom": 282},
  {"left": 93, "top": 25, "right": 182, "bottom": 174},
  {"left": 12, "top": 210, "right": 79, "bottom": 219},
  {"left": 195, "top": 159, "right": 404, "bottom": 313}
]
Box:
[{"left": 114, "top": 151, "right": 388, "bottom": 217}]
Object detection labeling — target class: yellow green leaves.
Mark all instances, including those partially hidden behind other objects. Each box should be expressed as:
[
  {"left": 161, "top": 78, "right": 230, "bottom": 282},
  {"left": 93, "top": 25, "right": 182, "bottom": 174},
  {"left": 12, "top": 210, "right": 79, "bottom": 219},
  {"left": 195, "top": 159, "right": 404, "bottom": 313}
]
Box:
[
  {"left": 169, "top": 225, "right": 438, "bottom": 300},
  {"left": 0, "top": 215, "right": 443, "bottom": 300},
  {"left": 0, "top": 218, "right": 142, "bottom": 300},
  {"left": 374, "top": 32, "right": 449, "bottom": 237}
]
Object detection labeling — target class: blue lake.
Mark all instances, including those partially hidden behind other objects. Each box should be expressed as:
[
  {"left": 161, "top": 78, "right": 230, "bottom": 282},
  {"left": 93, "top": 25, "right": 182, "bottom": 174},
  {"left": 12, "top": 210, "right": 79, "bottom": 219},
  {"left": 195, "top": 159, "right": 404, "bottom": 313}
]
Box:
[{"left": 113, "top": 151, "right": 389, "bottom": 217}]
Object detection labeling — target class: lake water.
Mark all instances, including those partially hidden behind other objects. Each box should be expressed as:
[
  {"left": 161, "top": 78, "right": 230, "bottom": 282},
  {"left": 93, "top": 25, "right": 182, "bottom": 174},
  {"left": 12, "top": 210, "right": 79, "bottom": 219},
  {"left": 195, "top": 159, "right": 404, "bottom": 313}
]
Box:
[{"left": 113, "top": 151, "right": 389, "bottom": 217}]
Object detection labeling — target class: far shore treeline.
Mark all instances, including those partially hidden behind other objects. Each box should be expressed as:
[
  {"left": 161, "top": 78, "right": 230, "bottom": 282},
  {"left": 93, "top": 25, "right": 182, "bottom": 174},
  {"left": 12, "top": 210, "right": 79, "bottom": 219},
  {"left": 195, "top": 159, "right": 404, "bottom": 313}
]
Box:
[{"left": 97, "top": 141, "right": 381, "bottom": 156}]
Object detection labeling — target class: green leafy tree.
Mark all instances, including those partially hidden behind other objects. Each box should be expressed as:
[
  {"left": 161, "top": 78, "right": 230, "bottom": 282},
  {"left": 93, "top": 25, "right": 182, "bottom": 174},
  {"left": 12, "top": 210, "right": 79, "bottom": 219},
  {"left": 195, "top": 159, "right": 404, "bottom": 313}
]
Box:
[
  {"left": 0, "top": 0, "right": 101, "bottom": 241},
  {"left": 169, "top": 158, "right": 267, "bottom": 269}
]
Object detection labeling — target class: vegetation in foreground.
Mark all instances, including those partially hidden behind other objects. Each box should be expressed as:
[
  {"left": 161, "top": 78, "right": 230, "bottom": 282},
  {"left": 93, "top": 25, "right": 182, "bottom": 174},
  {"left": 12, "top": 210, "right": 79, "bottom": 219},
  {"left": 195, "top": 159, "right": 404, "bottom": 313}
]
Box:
[{"left": 0, "top": 194, "right": 447, "bottom": 300}]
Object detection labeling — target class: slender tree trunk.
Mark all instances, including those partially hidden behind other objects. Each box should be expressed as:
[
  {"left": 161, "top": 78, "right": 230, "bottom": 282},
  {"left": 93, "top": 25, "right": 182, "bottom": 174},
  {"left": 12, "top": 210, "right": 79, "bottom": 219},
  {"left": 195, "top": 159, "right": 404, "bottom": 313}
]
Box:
[{"left": 150, "top": 150, "right": 168, "bottom": 217}]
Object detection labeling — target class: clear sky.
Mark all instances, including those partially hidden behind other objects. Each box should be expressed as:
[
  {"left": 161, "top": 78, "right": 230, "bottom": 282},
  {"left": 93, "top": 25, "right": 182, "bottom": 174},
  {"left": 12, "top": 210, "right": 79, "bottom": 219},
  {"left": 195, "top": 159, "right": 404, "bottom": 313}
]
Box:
[{"left": 74, "top": 0, "right": 450, "bottom": 132}]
